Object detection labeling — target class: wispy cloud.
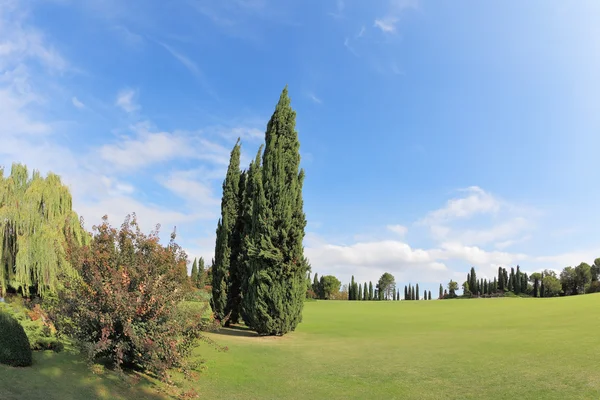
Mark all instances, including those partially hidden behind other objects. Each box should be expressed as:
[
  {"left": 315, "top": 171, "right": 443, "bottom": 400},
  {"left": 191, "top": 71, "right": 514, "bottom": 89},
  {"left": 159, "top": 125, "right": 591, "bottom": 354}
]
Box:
[
  {"left": 308, "top": 93, "right": 322, "bottom": 104},
  {"left": 158, "top": 41, "right": 218, "bottom": 100},
  {"left": 71, "top": 96, "right": 85, "bottom": 109},
  {"left": 356, "top": 26, "right": 366, "bottom": 38},
  {"left": 374, "top": 18, "right": 398, "bottom": 33},
  {"left": 344, "top": 38, "right": 358, "bottom": 56},
  {"left": 374, "top": 0, "right": 418, "bottom": 34},
  {"left": 328, "top": 0, "right": 345, "bottom": 19},
  {"left": 115, "top": 88, "right": 139, "bottom": 113},
  {"left": 110, "top": 25, "right": 144, "bottom": 47},
  {"left": 159, "top": 42, "right": 202, "bottom": 77}
]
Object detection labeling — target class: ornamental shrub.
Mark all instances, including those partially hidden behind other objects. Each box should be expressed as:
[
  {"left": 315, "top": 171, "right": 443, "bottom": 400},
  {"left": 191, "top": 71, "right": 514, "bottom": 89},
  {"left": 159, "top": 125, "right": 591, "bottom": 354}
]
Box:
[{"left": 0, "top": 311, "right": 33, "bottom": 367}]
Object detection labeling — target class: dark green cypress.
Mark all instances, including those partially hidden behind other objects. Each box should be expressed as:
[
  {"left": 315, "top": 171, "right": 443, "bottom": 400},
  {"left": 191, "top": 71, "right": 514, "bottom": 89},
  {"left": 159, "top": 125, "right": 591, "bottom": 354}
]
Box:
[
  {"left": 439, "top": 284, "right": 443, "bottom": 299},
  {"left": 212, "top": 140, "right": 242, "bottom": 323},
  {"left": 368, "top": 281, "right": 373, "bottom": 300},
  {"left": 397, "top": 289, "right": 400, "bottom": 301},
  {"left": 245, "top": 87, "right": 308, "bottom": 335},
  {"left": 503, "top": 268, "right": 509, "bottom": 291},
  {"left": 404, "top": 285, "right": 408, "bottom": 300},
  {"left": 313, "top": 273, "right": 319, "bottom": 298},
  {"left": 469, "top": 267, "right": 477, "bottom": 297},
  {"left": 350, "top": 276, "right": 356, "bottom": 300},
  {"left": 240, "top": 146, "right": 263, "bottom": 323},
  {"left": 191, "top": 258, "right": 198, "bottom": 284},
  {"left": 363, "top": 284, "right": 368, "bottom": 301},
  {"left": 358, "top": 283, "right": 363, "bottom": 301},
  {"left": 515, "top": 265, "right": 521, "bottom": 294},
  {"left": 411, "top": 286, "right": 415, "bottom": 301},
  {"left": 540, "top": 272, "right": 545, "bottom": 297},
  {"left": 498, "top": 267, "right": 504, "bottom": 292},
  {"left": 226, "top": 166, "right": 247, "bottom": 324},
  {"left": 522, "top": 273, "right": 528, "bottom": 294},
  {"left": 416, "top": 284, "right": 420, "bottom": 301},
  {"left": 428, "top": 290, "right": 432, "bottom": 300}
]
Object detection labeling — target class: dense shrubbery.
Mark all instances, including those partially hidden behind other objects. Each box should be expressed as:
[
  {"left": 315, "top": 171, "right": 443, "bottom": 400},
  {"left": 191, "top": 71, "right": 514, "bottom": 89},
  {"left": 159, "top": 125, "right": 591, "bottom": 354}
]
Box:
[
  {"left": 54, "top": 215, "right": 220, "bottom": 381},
  {"left": 0, "top": 300, "right": 63, "bottom": 352},
  {"left": 0, "top": 311, "right": 33, "bottom": 367}
]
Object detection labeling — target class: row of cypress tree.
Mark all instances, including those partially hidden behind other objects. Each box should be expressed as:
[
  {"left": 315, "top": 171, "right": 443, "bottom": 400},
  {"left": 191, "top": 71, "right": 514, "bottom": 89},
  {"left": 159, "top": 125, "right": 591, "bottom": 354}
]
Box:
[
  {"left": 210, "top": 87, "right": 308, "bottom": 336},
  {"left": 346, "top": 279, "right": 433, "bottom": 300}
]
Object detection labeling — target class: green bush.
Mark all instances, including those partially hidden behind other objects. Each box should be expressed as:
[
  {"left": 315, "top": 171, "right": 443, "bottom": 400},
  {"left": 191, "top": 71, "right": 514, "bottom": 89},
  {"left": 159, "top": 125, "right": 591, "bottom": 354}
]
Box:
[
  {"left": 0, "top": 311, "right": 33, "bottom": 367},
  {"left": 0, "top": 301, "right": 63, "bottom": 352}
]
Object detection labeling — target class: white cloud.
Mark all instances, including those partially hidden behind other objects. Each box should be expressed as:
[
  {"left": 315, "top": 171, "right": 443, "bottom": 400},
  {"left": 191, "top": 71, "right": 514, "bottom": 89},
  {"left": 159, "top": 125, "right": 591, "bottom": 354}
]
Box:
[
  {"left": 356, "top": 26, "right": 366, "bottom": 38},
  {"left": 374, "top": 18, "right": 398, "bottom": 33},
  {"left": 115, "top": 88, "right": 139, "bottom": 113},
  {"left": 305, "top": 238, "right": 448, "bottom": 284},
  {"left": 71, "top": 96, "right": 85, "bottom": 109},
  {"left": 419, "top": 186, "right": 501, "bottom": 225},
  {"left": 159, "top": 42, "right": 202, "bottom": 78},
  {"left": 387, "top": 224, "right": 407, "bottom": 237}
]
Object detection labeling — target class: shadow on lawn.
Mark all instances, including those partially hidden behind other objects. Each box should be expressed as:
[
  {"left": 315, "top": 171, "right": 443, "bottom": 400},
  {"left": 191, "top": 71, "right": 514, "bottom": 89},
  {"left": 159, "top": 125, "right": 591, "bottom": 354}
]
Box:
[
  {"left": 0, "top": 349, "right": 170, "bottom": 400},
  {"left": 211, "top": 325, "right": 259, "bottom": 338}
]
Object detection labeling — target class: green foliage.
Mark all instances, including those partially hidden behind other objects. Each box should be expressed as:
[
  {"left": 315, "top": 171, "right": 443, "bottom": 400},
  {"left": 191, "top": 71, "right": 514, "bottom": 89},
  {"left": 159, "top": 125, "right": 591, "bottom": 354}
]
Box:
[
  {"left": 55, "top": 215, "right": 216, "bottom": 381},
  {"left": 0, "top": 310, "right": 33, "bottom": 367},
  {"left": 447, "top": 280, "right": 458, "bottom": 298},
  {"left": 212, "top": 140, "right": 242, "bottom": 323},
  {"left": 358, "top": 283, "right": 362, "bottom": 301},
  {"left": 245, "top": 87, "right": 308, "bottom": 335},
  {"left": 377, "top": 273, "right": 395, "bottom": 300},
  {"left": 319, "top": 275, "right": 341, "bottom": 300},
  {"left": 368, "top": 281, "right": 373, "bottom": 300},
  {"left": 0, "top": 300, "right": 63, "bottom": 352},
  {"left": 0, "top": 163, "right": 89, "bottom": 297}
]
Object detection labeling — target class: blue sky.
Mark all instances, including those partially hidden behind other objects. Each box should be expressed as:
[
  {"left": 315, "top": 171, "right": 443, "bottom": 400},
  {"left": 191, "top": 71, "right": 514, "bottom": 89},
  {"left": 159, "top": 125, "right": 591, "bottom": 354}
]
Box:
[{"left": 2, "top": 0, "right": 600, "bottom": 297}]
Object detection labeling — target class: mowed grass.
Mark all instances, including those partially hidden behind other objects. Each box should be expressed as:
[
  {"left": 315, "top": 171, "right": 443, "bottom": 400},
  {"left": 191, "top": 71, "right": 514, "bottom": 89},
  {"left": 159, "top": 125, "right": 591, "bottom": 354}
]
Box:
[
  {"left": 192, "top": 294, "right": 600, "bottom": 400},
  {"left": 1, "top": 295, "right": 599, "bottom": 399}
]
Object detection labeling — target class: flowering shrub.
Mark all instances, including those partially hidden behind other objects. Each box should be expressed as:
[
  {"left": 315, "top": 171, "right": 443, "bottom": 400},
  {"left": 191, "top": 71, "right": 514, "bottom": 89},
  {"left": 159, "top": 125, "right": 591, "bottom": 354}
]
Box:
[{"left": 56, "top": 214, "right": 221, "bottom": 380}]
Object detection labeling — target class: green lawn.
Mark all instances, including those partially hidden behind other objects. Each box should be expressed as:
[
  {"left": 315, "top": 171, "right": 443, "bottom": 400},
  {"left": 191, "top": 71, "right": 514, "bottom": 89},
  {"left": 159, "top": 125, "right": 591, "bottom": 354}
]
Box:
[
  {"left": 192, "top": 295, "right": 600, "bottom": 399},
  {"left": 2, "top": 295, "right": 599, "bottom": 399}
]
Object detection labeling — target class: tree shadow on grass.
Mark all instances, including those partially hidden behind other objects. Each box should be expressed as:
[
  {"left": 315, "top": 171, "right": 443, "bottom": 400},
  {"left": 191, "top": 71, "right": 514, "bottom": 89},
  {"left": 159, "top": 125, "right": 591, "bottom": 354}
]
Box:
[
  {"left": 0, "top": 349, "right": 172, "bottom": 400},
  {"left": 210, "top": 325, "right": 259, "bottom": 338}
]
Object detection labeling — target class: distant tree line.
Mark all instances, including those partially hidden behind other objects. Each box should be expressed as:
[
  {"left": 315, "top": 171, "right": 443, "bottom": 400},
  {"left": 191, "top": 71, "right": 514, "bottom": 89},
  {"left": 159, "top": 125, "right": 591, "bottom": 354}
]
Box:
[
  {"left": 306, "top": 272, "right": 433, "bottom": 301},
  {"left": 439, "top": 261, "right": 600, "bottom": 299}
]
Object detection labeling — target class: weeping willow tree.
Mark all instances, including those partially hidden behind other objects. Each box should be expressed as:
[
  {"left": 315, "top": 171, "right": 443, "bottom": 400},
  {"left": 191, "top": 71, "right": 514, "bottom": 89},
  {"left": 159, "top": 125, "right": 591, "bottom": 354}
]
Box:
[{"left": 0, "top": 163, "right": 89, "bottom": 297}]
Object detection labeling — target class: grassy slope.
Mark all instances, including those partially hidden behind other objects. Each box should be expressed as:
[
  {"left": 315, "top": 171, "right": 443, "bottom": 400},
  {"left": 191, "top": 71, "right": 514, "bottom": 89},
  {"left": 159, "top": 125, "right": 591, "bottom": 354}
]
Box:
[
  {"left": 0, "top": 347, "right": 169, "bottom": 400},
  {"left": 191, "top": 295, "right": 600, "bottom": 399}
]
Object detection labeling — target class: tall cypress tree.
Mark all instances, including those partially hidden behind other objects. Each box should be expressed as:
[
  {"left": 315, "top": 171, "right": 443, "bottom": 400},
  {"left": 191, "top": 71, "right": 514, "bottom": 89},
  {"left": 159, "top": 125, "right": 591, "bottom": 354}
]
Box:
[
  {"left": 350, "top": 276, "right": 356, "bottom": 300},
  {"left": 226, "top": 165, "right": 247, "bottom": 324},
  {"left": 533, "top": 276, "right": 539, "bottom": 298},
  {"left": 502, "top": 268, "right": 509, "bottom": 291},
  {"left": 358, "top": 283, "right": 363, "bottom": 301},
  {"left": 469, "top": 267, "right": 477, "bottom": 297},
  {"left": 197, "top": 257, "right": 206, "bottom": 287},
  {"left": 439, "top": 284, "right": 443, "bottom": 299},
  {"left": 404, "top": 285, "right": 408, "bottom": 300},
  {"left": 245, "top": 87, "right": 308, "bottom": 335},
  {"left": 416, "top": 284, "right": 420, "bottom": 301},
  {"left": 368, "top": 281, "right": 373, "bottom": 300},
  {"left": 191, "top": 258, "right": 198, "bottom": 283},
  {"left": 212, "top": 140, "right": 241, "bottom": 322},
  {"left": 238, "top": 145, "right": 263, "bottom": 321},
  {"left": 514, "top": 265, "right": 521, "bottom": 294},
  {"left": 540, "top": 272, "right": 545, "bottom": 298},
  {"left": 363, "top": 284, "right": 368, "bottom": 301},
  {"left": 411, "top": 286, "right": 415, "bottom": 301},
  {"left": 313, "top": 273, "right": 319, "bottom": 298},
  {"left": 522, "top": 273, "right": 528, "bottom": 294},
  {"left": 498, "top": 267, "right": 504, "bottom": 292},
  {"left": 428, "top": 290, "right": 432, "bottom": 300},
  {"left": 397, "top": 289, "right": 400, "bottom": 301}
]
